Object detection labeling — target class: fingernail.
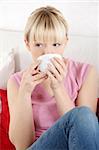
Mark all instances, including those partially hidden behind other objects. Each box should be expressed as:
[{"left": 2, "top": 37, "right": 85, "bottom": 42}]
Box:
[
  {"left": 48, "top": 64, "right": 51, "bottom": 67},
  {"left": 42, "top": 72, "right": 46, "bottom": 75},
  {"left": 51, "top": 58, "right": 54, "bottom": 61},
  {"left": 45, "top": 76, "right": 48, "bottom": 79}
]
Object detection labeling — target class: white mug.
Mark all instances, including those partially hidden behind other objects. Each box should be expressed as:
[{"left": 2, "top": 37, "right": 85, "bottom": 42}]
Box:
[{"left": 37, "top": 54, "right": 63, "bottom": 73}]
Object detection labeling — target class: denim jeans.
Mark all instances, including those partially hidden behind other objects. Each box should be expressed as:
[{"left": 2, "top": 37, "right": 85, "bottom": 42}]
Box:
[{"left": 27, "top": 106, "right": 99, "bottom": 150}]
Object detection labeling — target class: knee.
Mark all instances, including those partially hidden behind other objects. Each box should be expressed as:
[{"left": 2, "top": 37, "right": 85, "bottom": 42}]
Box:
[
  {"left": 67, "top": 107, "right": 99, "bottom": 149},
  {"left": 77, "top": 106, "right": 96, "bottom": 121},
  {"left": 61, "top": 106, "right": 98, "bottom": 129},
  {"left": 74, "top": 106, "right": 98, "bottom": 132}
]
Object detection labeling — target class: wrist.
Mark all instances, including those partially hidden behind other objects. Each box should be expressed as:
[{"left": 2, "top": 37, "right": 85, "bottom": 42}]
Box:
[
  {"left": 53, "top": 84, "right": 65, "bottom": 92},
  {"left": 18, "top": 89, "right": 31, "bottom": 100}
]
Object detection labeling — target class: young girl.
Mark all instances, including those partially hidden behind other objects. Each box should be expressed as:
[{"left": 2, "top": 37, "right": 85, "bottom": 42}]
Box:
[{"left": 7, "top": 6, "right": 99, "bottom": 150}]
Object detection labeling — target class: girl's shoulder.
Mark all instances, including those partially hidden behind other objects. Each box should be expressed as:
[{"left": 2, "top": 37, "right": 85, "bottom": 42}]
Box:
[
  {"left": 64, "top": 57, "right": 90, "bottom": 68},
  {"left": 64, "top": 57, "right": 91, "bottom": 88},
  {"left": 64, "top": 57, "right": 90, "bottom": 73}
]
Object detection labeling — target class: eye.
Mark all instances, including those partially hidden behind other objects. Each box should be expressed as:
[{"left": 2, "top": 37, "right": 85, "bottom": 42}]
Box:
[
  {"left": 53, "top": 43, "right": 61, "bottom": 47},
  {"left": 35, "top": 43, "right": 43, "bottom": 47}
]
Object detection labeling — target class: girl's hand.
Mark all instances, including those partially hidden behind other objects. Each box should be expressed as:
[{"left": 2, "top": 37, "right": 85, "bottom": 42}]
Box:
[
  {"left": 19, "top": 60, "right": 47, "bottom": 96},
  {"left": 46, "top": 57, "right": 68, "bottom": 90}
]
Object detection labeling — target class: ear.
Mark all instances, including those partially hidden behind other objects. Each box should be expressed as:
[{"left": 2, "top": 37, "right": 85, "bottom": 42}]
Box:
[
  {"left": 67, "top": 37, "right": 69, "bottom": 41},
  {"left": 64, "top": 37, "right": 68, "bottom": 46},
  {"left": 24, "top": 38, "right": 30, "bottom": 51}
]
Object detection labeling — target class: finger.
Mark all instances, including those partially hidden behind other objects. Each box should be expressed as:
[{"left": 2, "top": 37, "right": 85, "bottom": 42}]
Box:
[
  {"left": 30, "top": 60, "right": 41, "bottom": 69},
  {"left": 51, "top": 58, "right": 64, "bottom": 74},
  {"left": 53, "top": 57, "right": 66, "bottom": 71},
  {"left": 31, "top": 70, "right": 40, "bottom": 76},
  {"left": 51, "top": 58, "right": 67, "bottom": 77},
  {"left": 46, "top": 69, "right": 57, "bottom": 81},
  {"left": 63, "top": 57, "right": 68, "bottom": 64},
  {"left": 32, "top": 73, "right": 46, "bottom": 81},
  {"left": 33, "top": 76, "right": 46, "bottom": 85},
  {"left": 47, "top": 63, "right": 61, "bottom": 80},
  {"left": 29, "top": 60, "right": 41, "bottom": 74}
]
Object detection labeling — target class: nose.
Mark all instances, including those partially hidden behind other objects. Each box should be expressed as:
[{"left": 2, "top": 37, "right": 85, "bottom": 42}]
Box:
[{"left": 43, "top": 45, "right": 55, "bottom": 54}]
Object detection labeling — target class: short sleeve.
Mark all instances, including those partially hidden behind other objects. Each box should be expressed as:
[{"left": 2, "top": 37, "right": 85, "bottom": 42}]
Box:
[
  {"left": 9, "top": 71, "right": 22, "bottom": 86},
  {"left": 63, "top": 58, "right": 90, "bottom": 101},
  {"left": 76, "top": 61, "right": 90, "bottom": 90}
]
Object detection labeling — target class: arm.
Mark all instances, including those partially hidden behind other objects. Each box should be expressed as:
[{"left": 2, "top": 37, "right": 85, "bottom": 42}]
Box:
[
  {"left": 53, "top": 66, "right": 98, "bottom": 116},
  {"left": 7, "top": 60, "right": 47, "bottom": 149},
  {"left": 46, "top": 58, "right": 98, "bottom": 115},
  {"left": 76, "top": 66, "right": 98, "bottom": 113},
  {"left": 7, "top": 78, "right": 35, "bottom": 150},
  {"left": 53, "top": 85, "right": 75, "bottom": 116}
]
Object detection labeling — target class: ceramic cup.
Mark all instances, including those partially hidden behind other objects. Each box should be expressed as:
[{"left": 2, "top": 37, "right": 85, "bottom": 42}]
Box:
[{"left": 37, "top": 54, "right": 63, "bottom": 73}]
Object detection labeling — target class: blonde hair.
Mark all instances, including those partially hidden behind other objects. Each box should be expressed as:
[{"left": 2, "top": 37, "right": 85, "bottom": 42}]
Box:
[{"left": 24, "top": 6, "right": 68, "bottom": 43}]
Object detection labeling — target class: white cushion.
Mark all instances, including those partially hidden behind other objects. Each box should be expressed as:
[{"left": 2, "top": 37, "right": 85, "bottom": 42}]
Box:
[{"left": 0, "top": 50, "right": 15, "bottom": 89}]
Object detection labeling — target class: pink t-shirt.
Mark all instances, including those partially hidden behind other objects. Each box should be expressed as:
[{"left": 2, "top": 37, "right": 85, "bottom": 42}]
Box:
[{"left": 10, "top": 58, "right": 90, "bottom": 140}]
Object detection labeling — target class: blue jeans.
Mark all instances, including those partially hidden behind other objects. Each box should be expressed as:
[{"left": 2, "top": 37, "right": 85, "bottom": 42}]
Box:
[{"left": 27, "top": 106, "right": 99, "bottom": 150}]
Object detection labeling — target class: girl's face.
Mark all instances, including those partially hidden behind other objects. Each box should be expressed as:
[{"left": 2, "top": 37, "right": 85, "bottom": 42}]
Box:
[{"left": 25, "top": 37, "right": 68, "bottom": 62}]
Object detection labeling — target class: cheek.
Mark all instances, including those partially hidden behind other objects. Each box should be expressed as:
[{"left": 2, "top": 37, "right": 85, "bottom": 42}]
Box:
[
  {"left": 31, "top": 50, "right": 43, "bottom": 59},
  {"left": 57, "top": 49, "right": 64, "bottom": 54},
  {"left": 52, "top": 48, "right": 64, "bottom": 54}
]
